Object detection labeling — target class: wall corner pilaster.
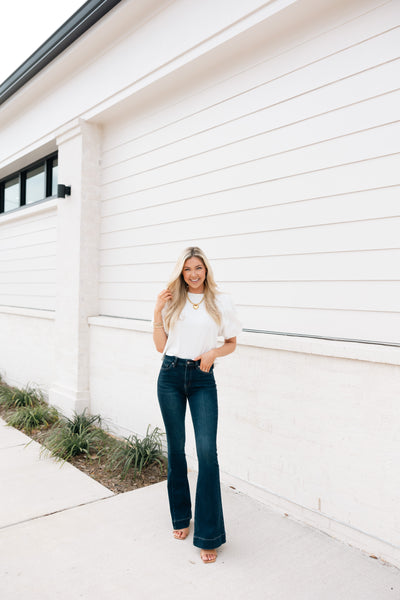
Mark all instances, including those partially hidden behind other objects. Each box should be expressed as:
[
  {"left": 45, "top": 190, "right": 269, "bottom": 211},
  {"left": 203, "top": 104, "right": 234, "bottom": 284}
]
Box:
[{"left": 49, "top": 120, "right": 102, "bottom": 416}]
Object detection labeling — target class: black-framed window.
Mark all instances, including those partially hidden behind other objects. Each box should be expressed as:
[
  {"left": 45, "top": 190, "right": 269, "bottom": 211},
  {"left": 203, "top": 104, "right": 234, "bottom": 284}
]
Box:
[{"left": 0, "top": 152, "right": 58, "bottom": 214}]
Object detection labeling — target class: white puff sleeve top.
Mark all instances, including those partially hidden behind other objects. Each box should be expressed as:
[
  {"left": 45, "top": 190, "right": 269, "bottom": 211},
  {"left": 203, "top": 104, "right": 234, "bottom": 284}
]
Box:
[{"left": 162, "top": 292, "right": 242, "bottom": 360}]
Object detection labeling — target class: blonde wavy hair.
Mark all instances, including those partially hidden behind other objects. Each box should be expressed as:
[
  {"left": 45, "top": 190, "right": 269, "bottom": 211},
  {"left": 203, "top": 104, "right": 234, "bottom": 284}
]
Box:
[{"left": 163, "top": 247, "right": 221, "bottom": 332}]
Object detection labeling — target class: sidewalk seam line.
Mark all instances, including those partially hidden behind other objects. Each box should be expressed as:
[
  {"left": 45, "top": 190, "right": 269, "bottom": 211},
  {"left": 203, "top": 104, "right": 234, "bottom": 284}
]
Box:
[{"left": 0, "top": 493, "right": 116, "bottom": 531}]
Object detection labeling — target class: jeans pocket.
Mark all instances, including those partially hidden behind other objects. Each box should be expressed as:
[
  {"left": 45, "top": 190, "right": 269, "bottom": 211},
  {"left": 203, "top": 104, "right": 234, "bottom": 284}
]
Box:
[
  {"left": 196, "top": 364, "right": 214, "bottom": 374},
  {"left": 161, "top": 357, "right": 175, "bottom": 370}
]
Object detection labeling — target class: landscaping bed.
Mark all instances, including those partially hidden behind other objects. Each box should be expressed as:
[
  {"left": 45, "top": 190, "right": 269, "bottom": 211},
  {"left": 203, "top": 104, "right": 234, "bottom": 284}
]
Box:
[
  {"left": 0, "top": 380, "right": 167, "bottom": 494},
  {"left": 28, "top": 426, "right": 167, "bottom": 494}
]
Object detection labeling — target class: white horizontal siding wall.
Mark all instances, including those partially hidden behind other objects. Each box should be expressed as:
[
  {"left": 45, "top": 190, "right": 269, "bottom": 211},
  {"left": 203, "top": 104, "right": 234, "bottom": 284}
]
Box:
[
  {"left": 0, "top": 205, "right": 57, "bottom": 311},
  {"left": 99, "top": 0, "right": 400, "bottom": 343}
]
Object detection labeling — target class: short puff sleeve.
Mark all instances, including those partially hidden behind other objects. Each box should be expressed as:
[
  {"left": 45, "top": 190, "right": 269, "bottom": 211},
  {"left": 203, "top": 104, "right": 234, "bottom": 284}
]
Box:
[{"left": 217, "top": 293, "right": 242, "bottom": 339}]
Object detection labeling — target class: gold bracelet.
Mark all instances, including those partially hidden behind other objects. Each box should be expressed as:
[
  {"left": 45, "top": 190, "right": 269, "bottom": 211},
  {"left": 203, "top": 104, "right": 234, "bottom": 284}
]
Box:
[
  {"left": 153, "top": 324, "right": 164, "bottom": 329},
  {"left": 153, "top": 321, "right": 163, "bottom": 326}
]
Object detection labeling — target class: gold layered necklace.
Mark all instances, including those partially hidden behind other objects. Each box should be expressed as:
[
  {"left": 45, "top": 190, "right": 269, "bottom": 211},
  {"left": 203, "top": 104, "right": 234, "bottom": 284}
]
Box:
[{"left": 187, "top": 293, "right": 205, "bottom": 310}]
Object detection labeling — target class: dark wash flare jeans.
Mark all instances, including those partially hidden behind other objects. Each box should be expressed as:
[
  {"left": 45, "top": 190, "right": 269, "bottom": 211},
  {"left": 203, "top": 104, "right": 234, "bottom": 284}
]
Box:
[{"left": 157, "top": 355, "right": 226, "bottom": 550}]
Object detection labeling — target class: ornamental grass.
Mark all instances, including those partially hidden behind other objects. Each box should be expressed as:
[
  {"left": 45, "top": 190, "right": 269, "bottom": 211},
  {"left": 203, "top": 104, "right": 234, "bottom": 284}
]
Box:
[{"left": 105, "top": 425, "right": 166, "bottom": 480}]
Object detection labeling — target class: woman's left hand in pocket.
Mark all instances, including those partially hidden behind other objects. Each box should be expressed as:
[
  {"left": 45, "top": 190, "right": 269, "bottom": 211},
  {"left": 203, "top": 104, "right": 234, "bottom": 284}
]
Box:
[{"left": 194, "top": 349, "right": 217, "bottom": 372}]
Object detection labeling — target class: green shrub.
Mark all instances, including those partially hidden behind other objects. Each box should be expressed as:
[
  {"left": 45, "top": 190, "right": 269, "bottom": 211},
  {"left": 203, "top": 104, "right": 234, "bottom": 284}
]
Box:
[
  {"left": 0, "top": 385, "right": 44, "bottom": 409},
  {"left": 41, "top": 409, "right": 109, "bottom": 462},
  {"left": 0, "top": 384, "right": 15, "bottom": 407},
  {"left": 106, "top": 425, "right": 166, "bottom": 480},
  {"left": 6, "top": 404, "right": 59, "bottom": 433}
]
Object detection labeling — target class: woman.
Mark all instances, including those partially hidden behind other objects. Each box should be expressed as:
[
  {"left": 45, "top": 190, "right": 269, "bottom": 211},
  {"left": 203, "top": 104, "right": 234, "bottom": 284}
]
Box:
[{"left": 153, "top": 246, "right": 241, "bottom": 564}]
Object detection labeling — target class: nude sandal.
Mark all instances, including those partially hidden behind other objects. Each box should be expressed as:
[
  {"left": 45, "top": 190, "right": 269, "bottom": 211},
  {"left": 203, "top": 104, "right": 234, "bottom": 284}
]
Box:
[
  {"left": 173, "top": 526, "right": 190, "bottom": 540},
  {"left": 200, "top": 549, "right": 217, "bottom": 563}
]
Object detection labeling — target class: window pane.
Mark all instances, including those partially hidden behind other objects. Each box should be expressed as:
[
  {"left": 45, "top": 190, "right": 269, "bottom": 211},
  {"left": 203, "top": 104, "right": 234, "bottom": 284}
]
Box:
[
  {"left": 26, "top": 164, "right": 45, "bottom": 204},
  {"left": 4, "top": 177, "right": 20, "bottom": 211},
  {"left": 51, "top": 157, "right": 58, "bottom": 196}
]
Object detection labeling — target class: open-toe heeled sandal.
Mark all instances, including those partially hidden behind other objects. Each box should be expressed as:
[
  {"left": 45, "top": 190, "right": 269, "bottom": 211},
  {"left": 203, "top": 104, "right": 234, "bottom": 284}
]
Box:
[
  {"left": 173, "top": 526, "right": 190, "bottom": 540},
  {"left": 200, "top": 549, "right": 217, "bottom": 563}
]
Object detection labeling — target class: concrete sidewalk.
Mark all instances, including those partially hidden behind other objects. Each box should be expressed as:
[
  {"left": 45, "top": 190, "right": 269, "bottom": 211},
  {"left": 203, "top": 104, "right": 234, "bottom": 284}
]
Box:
[{"left": 1, "top": 417, "right": 399, "bottom": 600}]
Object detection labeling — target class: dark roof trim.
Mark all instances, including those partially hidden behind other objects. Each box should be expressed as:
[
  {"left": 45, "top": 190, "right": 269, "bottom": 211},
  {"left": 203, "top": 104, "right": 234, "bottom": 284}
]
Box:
[{"left": 0, "top": 0, "right": 123, "bottom": 106}]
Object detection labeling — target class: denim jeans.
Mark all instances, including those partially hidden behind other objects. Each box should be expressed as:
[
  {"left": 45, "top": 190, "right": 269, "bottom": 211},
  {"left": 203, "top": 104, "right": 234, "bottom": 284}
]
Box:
[{"left": 157, "top": 355, "right": 226, "bottom": 550}]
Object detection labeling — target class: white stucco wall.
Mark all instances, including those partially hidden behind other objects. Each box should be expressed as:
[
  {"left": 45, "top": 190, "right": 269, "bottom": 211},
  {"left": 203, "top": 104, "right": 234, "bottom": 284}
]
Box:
[{"left": 0, "top": 0, "right": 399, "bottom": 569}]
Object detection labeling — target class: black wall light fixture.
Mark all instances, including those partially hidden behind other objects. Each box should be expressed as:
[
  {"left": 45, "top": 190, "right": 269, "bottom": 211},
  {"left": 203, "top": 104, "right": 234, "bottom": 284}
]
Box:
[{"left": 57, "top": 184, "right": 71, "bottom": 198}]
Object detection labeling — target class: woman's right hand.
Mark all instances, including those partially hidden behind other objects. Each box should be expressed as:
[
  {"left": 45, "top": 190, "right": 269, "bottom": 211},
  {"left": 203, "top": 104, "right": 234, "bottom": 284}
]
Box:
[{"left": 155, "top": 289, "right": 172, "bottom": 313}]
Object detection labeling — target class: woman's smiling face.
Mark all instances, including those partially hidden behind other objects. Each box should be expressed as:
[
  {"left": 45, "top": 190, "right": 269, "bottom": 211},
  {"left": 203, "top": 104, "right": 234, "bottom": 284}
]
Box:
[{"left": 182, "top": 256, "right": 206, "bottom": 293}]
